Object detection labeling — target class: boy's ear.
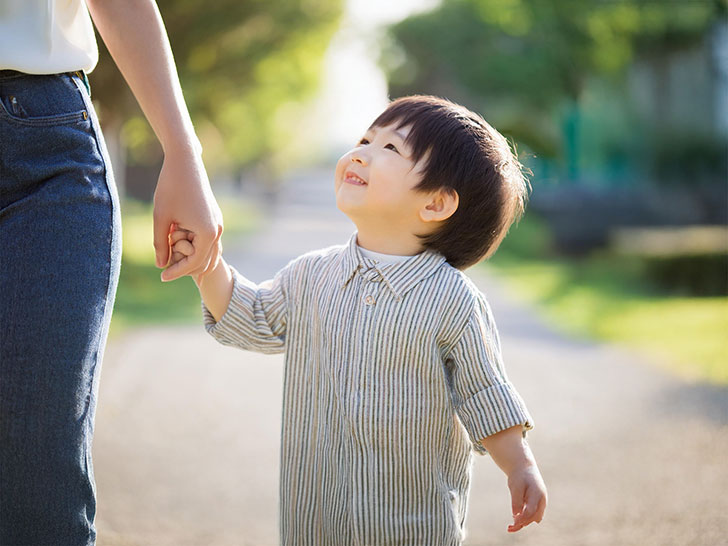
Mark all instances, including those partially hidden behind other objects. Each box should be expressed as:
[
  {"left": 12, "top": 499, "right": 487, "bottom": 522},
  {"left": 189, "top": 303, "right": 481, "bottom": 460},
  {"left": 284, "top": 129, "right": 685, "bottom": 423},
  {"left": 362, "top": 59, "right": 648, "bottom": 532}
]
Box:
[{"left": 420, "top": 188, "right": 459, "bottom": 223}]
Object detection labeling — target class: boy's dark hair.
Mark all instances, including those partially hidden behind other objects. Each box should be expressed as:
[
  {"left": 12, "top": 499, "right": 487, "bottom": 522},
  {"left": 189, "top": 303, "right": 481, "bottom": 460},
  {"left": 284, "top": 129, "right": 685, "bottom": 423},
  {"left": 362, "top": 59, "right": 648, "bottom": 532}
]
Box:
[{"left": 369, "top": 95, "right": 530, "bottom": 270}]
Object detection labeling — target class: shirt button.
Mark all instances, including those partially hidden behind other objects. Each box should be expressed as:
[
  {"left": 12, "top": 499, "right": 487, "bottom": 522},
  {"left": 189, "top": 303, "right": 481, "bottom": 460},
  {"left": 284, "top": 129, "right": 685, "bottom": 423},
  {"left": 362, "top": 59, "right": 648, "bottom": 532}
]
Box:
[{"left": 364, "top": 295, "right": 375, "bottom": 305}]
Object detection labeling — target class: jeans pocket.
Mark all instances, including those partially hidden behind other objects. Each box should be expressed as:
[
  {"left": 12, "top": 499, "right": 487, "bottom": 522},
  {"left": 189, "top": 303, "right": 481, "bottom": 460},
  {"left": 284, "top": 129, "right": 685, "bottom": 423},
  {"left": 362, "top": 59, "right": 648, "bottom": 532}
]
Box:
[{"left": 0, "top": 73, "right": 89, "bottom": 127}]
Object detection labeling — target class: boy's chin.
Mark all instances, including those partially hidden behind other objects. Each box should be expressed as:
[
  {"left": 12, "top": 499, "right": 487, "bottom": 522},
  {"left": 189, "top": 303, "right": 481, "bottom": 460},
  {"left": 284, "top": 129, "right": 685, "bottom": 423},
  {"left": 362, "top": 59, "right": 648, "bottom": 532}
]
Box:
[{"left": 334, "top": 199, "right": 364, "bottom": 225}]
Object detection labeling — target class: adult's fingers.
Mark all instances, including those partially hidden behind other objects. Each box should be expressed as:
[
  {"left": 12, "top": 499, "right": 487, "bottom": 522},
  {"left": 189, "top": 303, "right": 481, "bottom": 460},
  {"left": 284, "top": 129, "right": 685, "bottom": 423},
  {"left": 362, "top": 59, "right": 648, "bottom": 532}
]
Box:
[
  {"left": 153, "top": 212, "right": 173, "bottom": 268},
  {"left": 161, "top": 253, "right": 192, "bottom": 282},
  {"left": 170, "top": 228, "right": 192, "bottom": 245},
  {"left": 197, "top": 225, "right": 223, "bottom": 279}
]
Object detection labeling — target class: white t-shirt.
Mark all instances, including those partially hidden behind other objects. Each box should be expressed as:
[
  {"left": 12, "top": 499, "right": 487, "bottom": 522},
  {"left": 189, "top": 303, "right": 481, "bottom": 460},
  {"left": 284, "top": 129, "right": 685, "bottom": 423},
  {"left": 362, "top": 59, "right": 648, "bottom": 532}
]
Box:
[
  {"left": 0, "top": 0, "right": 98, "bottom": 74},
  {"left": 358, "top": 245, "right": 417, "bottom": 265}
]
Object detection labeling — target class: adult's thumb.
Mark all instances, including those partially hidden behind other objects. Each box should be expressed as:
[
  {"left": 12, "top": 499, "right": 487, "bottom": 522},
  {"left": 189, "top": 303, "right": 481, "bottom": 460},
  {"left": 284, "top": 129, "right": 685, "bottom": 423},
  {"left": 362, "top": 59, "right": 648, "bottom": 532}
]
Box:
[{"left": 153, "top": 213, "right": 172, "bottom": 268}]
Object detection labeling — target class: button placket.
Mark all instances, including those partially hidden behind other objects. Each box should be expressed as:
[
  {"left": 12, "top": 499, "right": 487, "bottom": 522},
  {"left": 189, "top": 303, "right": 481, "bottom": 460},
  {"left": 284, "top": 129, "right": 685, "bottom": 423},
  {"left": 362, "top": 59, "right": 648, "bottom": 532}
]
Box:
[{"left": 360, "top": 266, "right": 381, "bottom": 307}]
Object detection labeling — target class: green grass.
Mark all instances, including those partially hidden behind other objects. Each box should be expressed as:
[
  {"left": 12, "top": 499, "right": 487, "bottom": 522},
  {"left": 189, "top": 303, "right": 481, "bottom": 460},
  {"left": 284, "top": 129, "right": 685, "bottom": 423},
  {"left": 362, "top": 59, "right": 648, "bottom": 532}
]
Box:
[
  {"left": 109, "top": 197, "right": 258, "bottom": 336},
  {"left": 485, "top": 215, "right": 728, "bottom": 385}
]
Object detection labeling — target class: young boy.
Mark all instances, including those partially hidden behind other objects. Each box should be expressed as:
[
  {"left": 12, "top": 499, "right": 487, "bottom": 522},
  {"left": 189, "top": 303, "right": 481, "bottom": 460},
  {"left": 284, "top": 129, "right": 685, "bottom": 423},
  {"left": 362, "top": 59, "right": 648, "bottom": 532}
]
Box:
[{"left": 169, "top": 95, "right": 547, "bottom": 545}]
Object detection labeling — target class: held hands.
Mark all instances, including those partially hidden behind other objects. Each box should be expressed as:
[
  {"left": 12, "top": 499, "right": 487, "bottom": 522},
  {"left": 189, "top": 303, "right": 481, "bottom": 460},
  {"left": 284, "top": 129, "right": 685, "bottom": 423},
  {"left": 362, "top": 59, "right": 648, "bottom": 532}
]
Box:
[
  {"left": 168, "top": 224, "right": 233, "bottom": 322},
  {"left": 154, "top": 149, "right": 224, "bottom": 282},
  {"left": 167, "top": 225, "right": 210, "bottom": 285}
]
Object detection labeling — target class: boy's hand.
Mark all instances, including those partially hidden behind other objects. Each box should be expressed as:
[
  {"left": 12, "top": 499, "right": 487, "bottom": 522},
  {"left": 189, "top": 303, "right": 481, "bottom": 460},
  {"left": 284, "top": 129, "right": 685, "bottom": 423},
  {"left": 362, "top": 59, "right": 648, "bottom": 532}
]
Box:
[
  {"left": 168, "top": 224, "right": 233, "bottom": 322},
  {"left": 167, "top": 225, "right": 208, "bottom": 284},
  {"left": 480, "top": 426, "right": 548, "bottom": 533},
  {"left": 506, "top": 463, "right": 547, "bottom": 533}
]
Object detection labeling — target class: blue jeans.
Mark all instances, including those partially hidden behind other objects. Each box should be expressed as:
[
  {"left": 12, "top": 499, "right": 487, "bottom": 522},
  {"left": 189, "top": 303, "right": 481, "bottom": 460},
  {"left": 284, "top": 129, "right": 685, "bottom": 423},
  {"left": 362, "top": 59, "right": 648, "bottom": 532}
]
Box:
[{"left": 0, "top": 70, "right": 121, "bottom": 545}]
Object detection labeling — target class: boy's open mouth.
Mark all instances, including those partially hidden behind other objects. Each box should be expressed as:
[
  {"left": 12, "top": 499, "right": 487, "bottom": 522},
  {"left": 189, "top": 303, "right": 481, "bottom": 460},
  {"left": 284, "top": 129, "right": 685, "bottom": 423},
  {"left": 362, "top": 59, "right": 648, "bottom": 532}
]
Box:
[{"left": 344, "top": 170, "right": 367, "bottom": 186}]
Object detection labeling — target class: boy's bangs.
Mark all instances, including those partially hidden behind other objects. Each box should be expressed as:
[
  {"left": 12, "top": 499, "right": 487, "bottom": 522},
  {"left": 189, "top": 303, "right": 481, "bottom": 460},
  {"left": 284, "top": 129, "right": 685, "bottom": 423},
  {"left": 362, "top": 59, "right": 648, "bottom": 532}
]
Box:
[{"left": 368, "top": 98, "right": 452, "bottom": 165}]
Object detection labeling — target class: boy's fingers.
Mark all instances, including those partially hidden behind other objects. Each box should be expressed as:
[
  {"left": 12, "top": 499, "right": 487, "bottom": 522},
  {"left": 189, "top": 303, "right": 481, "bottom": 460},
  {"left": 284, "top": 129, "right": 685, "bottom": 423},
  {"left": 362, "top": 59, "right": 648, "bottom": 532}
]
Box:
[
  {"left": 510, "top": 481, "right": 525, "bottom": 517},
  {"left": 533, "top": 493, "right": 547, "bottom": 524},
  {"left": 170, "top": 229, "right": 191, "bottom": 245},
  {"left": 511, "top": 488, "right": 544, "bottom": 531},
  {"left": 173, "top": 239, "right": 194, "bottom": 257},
  {"left": 165, "top": 226, "right": 218, "bottom": 280}
]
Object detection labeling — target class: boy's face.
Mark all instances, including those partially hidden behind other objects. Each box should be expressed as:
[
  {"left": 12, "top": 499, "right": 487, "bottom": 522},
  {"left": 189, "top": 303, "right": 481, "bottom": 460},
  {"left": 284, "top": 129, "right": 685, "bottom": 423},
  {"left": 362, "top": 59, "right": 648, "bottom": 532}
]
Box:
[{"left": 334, "top": 123, "right": 430, "bottom": 228}]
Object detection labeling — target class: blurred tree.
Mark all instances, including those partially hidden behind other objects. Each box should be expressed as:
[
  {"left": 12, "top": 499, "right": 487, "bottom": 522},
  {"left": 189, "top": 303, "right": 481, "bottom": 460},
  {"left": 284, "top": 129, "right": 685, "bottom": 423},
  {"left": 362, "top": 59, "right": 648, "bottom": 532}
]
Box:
[
  {"left": 90, "top": 0, "right": 342, "bottom": 177},
  {"left": 381, "top": 0, "right": 725, "bottom": 171}
]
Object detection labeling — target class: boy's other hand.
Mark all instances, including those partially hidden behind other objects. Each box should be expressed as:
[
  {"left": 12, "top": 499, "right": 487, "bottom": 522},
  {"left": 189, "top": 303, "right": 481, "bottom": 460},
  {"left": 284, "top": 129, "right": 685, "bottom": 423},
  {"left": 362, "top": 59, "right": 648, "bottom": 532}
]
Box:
[{"left": 507, "top": 464, "right": 547, "bottom": 533}]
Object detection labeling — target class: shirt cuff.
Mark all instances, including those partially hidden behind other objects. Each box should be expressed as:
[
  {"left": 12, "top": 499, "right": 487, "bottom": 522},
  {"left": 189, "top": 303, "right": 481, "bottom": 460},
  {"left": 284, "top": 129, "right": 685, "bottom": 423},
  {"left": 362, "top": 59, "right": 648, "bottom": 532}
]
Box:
[{"left": 457, "top": 382, "right": 534, "bottom": 455}]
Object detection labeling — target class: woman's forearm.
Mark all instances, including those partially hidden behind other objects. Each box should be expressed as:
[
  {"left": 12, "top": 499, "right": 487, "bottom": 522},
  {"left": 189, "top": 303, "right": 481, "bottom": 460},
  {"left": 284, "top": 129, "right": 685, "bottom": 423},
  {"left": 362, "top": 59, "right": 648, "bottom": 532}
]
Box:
[{"left": 86, "top": 0, "right": 199, "bottom": 155}]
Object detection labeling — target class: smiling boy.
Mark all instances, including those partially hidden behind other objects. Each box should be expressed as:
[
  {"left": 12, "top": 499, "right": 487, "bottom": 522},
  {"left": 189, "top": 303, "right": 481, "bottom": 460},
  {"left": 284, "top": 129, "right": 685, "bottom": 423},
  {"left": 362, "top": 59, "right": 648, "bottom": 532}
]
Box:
[{"left": 170, "top": 95, "right": 547, "bottom": 545}]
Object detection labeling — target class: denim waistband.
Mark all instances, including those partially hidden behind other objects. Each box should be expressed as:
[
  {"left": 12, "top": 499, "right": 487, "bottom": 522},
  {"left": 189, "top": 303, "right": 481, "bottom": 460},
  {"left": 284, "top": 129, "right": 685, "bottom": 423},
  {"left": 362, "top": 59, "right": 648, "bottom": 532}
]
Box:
[{"left": 0, "top": 69, "right": 91, "bottom": 96}]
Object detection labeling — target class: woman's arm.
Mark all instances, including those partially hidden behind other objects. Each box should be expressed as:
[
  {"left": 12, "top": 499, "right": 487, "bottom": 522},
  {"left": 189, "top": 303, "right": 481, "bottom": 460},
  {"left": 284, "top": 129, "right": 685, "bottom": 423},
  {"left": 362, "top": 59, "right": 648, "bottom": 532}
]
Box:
[{"left": 86, "top": 0, "right": 223, "bottom": 280}]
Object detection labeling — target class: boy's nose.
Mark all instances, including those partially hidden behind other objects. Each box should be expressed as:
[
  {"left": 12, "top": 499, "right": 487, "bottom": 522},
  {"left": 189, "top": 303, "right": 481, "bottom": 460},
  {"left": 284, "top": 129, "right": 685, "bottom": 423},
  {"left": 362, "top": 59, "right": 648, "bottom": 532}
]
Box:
[{"left": 350, "top": 152, "right": 367, "bottom": 166}]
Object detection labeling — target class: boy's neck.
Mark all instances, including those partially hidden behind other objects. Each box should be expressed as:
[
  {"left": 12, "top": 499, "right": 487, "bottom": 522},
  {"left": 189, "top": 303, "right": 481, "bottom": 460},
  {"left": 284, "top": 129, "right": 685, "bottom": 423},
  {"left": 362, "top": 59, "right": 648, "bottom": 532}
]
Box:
[{"left": 355, "top": 228, "right": 425, "bottom": 256}]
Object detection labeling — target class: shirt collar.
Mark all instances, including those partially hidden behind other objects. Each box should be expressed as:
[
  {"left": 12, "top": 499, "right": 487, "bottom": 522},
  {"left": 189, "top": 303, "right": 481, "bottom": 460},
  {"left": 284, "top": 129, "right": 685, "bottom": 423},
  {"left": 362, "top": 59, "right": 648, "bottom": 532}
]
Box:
[{"left": 339, "top": 232, "right": 447, "bottom": 301}]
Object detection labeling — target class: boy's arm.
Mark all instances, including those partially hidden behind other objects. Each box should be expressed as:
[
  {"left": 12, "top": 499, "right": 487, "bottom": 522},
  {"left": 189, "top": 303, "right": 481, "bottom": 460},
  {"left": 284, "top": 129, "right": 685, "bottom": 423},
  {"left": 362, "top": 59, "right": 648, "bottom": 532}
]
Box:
[
  {"left": 195, "top": 258, "right": 234, "bottom": 323},
  {"left": 480, "top": 426, "right": 547, "bottom": 533},
  {"left": 170, "top": 229, "right": 288, "bottom": 355},
  {"left": 86, "top": 0, "right": 223, "bottom": 280}
]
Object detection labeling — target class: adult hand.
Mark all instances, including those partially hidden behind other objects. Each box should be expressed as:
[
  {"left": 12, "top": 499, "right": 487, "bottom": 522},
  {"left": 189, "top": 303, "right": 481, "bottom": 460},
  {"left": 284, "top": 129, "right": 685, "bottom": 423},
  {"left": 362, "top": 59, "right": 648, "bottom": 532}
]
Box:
[{"left": 153, "top": 147, "right": 223, "bottom": 282}]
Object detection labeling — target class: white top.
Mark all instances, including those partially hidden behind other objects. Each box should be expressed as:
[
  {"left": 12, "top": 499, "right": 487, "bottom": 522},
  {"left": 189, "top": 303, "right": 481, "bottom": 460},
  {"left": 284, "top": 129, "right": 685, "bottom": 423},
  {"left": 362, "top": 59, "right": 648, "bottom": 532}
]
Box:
[
  {"left": 357, "top": 245, "right": 416, "bottom": 265},
  {"left": 0, "top": 0, "right": 98, "bottom": 74}
]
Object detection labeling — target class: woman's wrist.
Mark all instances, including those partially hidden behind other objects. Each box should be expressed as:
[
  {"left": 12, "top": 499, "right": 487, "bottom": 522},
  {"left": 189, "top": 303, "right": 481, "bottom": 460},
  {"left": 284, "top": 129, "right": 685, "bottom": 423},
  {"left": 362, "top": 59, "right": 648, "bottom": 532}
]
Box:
[{"left": 161, "top": 132, "right": 203, "bottom": 158}]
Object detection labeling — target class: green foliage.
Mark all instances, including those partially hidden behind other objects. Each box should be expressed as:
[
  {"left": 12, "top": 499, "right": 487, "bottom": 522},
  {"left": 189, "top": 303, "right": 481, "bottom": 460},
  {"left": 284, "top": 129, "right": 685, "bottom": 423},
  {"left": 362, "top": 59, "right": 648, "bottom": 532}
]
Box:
[
  {"left": 641, "top": 253, "right": 728, "bottom": 296},
  {"left": 487, "top": 213, "right": 728, "bottom": 384},
  {"left": 381, "top": 0, "right": 722, "bottom": 158},
  {"left": 90, "top": 0, "right": 343, "bottom": 170}
]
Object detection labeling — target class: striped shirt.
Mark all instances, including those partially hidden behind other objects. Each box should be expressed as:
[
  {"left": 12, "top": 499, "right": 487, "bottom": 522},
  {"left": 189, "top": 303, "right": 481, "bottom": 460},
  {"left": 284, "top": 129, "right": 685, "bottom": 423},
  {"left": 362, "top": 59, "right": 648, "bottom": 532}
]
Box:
[{"left": 203, "top": 233, "right": 533, "bottom": 545}]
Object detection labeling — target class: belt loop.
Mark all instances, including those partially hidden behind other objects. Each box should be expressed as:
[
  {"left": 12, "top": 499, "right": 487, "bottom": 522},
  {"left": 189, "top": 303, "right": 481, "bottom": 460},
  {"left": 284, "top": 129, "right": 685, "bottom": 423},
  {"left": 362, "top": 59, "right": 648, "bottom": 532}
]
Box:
[{"left": 75, "top": 70, "right": 91, "bottom": 97}]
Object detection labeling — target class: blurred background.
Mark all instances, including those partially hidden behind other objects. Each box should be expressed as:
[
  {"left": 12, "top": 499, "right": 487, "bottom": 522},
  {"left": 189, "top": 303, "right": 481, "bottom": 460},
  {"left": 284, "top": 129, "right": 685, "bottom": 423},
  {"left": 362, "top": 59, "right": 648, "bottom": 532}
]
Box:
[{"left": 89, "top": 0, "right": 728, "bottom": 544}]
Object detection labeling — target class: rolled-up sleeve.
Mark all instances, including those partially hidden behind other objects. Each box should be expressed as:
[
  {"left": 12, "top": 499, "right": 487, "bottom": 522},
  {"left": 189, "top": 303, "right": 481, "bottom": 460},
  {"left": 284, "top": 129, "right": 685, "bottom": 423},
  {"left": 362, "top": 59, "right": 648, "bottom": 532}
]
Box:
[
  {"left": 203, "top": 266, "right": 289, "bottom": 354},
  {"left": 446, "top": 292, "right": 533, "bottom": 454}
]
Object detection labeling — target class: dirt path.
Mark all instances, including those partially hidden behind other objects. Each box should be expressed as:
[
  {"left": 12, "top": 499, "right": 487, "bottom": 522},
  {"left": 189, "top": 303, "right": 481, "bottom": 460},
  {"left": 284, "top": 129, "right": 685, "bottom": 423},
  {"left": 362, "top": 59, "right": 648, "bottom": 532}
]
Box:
[{"left": 94, "top": 170, "right": 728, "bottom": 546}]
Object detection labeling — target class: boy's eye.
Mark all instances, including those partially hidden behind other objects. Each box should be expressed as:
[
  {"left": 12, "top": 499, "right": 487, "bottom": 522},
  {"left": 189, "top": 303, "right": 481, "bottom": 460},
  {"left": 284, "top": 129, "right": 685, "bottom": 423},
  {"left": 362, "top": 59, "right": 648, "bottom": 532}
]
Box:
[
  {"left": 358, "top": 138, "right": 370, "bottom": 145},
  {"left": 385, "top": 143, "right": 399, "bottom": 153}
]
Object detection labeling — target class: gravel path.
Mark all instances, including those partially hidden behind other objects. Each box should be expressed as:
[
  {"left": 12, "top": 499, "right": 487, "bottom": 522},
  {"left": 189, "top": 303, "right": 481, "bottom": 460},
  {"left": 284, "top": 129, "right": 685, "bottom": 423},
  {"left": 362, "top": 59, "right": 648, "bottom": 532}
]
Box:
[{"left": 94, "top": 170, "right": 728, "bottom": 546}]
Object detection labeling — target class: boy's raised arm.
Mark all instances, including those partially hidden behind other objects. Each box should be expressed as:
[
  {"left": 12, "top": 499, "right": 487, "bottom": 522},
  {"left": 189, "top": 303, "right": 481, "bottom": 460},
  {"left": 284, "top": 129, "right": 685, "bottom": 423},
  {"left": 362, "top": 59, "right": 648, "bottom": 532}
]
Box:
[{"left": 170, "top": 229, "right": 232, "bottom": 322}]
